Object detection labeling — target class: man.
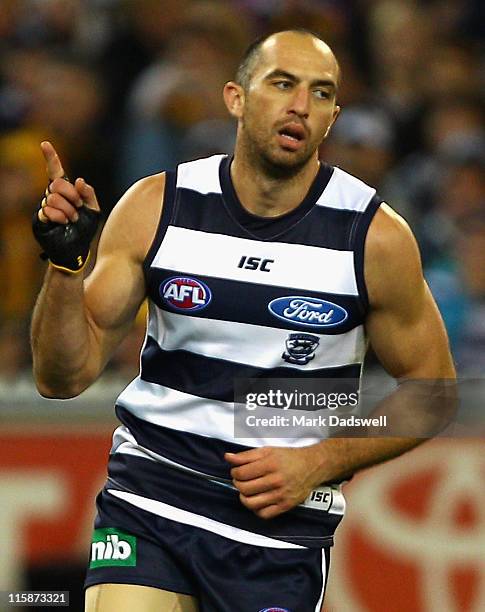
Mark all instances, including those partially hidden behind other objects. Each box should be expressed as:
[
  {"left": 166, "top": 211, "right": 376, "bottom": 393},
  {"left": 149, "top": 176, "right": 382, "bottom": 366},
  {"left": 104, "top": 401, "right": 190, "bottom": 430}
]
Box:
[{"left": 31, "top": 30, "right": 455, "bottom": 612}]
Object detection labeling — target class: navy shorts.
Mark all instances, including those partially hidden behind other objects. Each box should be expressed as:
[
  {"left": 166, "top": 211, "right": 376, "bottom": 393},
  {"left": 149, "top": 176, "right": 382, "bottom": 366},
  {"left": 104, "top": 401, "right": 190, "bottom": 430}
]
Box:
[{"left": 84, "top": 482, "right": 331, "bottom": 612}]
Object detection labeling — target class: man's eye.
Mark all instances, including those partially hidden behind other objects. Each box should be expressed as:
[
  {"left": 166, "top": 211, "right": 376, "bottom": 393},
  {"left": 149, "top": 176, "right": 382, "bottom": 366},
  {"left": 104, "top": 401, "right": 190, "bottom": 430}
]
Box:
[
  {"left": 274, "top": 81, "right": 291, "bottom": 90},
  {"left": 314, "top": 90, "right": 330, "bottom": 99}
]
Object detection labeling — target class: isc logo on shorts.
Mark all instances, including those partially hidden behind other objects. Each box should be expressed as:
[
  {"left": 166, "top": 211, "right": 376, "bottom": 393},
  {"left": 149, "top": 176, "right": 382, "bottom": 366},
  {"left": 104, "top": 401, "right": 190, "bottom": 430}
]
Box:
[
  {"left": 89, "top": 528, "right": 137, "bottom": 568},
  {"left": 161, "top": 276, "right": 212, "bottom": 311}
]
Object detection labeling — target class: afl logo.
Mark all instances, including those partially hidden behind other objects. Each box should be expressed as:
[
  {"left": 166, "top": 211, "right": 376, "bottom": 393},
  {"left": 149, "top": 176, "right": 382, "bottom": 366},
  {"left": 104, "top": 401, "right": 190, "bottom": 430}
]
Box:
[
  {"left": 258, "top": 608, "right": 290, "bottom": 612},
  {"left": 268, "top": 296, "right": 348, "bottom": 328},
  {"left": 161, "top": 276, "right": 212, "bottom": 311}
]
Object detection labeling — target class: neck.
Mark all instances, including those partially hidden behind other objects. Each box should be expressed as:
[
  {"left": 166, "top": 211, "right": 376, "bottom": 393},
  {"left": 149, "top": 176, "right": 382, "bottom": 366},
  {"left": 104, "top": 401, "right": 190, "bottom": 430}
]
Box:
[{"left": 230, "top": 141, "right": 320, "bottom": 218}]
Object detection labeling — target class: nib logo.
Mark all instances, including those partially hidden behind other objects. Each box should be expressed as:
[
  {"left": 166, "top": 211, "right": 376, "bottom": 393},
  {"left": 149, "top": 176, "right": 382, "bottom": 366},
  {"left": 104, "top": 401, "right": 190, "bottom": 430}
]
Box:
[{"left": 89, "top": 528, "right": 137, "bottom": 568}]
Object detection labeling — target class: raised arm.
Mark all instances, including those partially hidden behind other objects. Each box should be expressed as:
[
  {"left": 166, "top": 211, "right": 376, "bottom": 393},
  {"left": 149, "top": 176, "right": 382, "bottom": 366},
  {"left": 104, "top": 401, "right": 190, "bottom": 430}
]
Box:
[{"left": 31, "top": 142, "right": 165, "bottom": 398}]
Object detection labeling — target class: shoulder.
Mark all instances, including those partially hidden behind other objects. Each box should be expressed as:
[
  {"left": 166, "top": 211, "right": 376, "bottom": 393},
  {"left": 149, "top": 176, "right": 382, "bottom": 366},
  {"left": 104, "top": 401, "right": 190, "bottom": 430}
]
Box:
[
  {"left": 98, "top": 172, "right": 166, "bottom": 264},
  {"left": 365, "top": 203, "right": 425, "bottom": 311},
  {"left": 365, "top": 203, "right": 417, "bottom": 257},
  {"left": 111, "top": 172, "right": 166, "bottom": 223}
]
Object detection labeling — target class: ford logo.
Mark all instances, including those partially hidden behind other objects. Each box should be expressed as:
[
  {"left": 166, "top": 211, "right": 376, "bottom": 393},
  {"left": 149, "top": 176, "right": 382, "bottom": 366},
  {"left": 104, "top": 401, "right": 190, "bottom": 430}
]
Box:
[{"left": 268, "top": 296, "right": 348, "bottom": 328}]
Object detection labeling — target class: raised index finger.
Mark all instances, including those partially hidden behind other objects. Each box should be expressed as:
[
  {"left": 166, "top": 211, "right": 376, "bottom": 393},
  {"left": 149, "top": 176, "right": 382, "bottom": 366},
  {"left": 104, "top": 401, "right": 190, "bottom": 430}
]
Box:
[{"left": 40, "top": 141, "right": 66, "bottom": 181}]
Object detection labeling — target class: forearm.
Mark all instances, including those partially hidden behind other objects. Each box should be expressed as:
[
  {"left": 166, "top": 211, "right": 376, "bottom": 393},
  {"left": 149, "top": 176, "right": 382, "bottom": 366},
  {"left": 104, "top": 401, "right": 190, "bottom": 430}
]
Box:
[
  {"left": 31, "top": 266, "right": 95, "bottom": 397},
  {"left": 308, "top": 436, "right": 422, "bottom": 486},
  {"left": 306, "top": 378, "right": 456, "bottom": 485}
]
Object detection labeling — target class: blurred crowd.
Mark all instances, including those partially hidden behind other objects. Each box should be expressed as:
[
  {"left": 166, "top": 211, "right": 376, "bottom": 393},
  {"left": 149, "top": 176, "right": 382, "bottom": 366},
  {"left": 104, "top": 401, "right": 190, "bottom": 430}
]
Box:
[{"left": 0, "top": 0, "right": 483, "bottom": 381}]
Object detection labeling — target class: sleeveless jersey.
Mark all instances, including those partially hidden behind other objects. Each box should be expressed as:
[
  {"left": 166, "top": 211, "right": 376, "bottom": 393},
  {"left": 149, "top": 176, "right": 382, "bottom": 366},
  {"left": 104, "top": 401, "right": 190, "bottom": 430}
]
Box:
[{"left": 109, "top": 154, "right": 382, "bottom": 548}]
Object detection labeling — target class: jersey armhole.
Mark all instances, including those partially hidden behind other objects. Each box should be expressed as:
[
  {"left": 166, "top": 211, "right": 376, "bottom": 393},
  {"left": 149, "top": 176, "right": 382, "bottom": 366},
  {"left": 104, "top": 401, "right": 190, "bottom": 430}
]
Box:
[
  {"left": 352, "top": 194, "right": 383, "bottom": 316},
  {"left": 143, "top": 169, "right": 177, "bottom": 279}
]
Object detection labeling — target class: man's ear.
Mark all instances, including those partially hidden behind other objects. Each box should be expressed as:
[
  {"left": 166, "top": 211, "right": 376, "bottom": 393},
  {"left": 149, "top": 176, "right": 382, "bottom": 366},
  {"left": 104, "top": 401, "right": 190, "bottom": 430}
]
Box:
[{"left": 223, "top": 81, "right": 245, "bottom": 119}]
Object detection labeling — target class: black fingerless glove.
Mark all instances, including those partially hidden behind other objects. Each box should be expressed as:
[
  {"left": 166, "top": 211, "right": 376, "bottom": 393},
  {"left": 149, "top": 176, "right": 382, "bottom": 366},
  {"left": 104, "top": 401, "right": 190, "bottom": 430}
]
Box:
[{"left": 32, "top": 205, "right": 100, "bottom": 274}]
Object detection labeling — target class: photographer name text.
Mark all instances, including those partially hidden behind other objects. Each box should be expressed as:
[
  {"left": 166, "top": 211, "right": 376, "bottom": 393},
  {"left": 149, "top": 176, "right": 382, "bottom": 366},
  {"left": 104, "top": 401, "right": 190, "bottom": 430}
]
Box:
[{"left": 245, "top": 414, "right": 387, "bottom": 428}]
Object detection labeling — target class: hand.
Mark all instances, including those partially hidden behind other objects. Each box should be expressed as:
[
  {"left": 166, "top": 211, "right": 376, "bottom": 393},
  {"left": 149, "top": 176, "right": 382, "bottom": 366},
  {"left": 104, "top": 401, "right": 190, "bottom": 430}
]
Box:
[
  {"left": 34, "top": 141, "right": 101, "bottom": 273},
  {"left": 225, "top": 446, "right": 319, "bottom": 519},
  {"left": 38, "top": 141, "right": 100, "bottom": 224}
]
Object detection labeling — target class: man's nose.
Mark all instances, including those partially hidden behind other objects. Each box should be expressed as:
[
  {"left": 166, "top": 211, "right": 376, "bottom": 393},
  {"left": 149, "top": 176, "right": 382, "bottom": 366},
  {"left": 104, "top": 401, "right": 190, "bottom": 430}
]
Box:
[{"left": 288, "top": 85, "right": 310, "bottom": 118}]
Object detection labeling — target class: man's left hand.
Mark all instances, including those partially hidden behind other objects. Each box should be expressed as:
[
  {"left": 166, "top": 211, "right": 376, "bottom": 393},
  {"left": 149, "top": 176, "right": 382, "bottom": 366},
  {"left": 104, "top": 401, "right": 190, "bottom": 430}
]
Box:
[{"left": 225, "top": 446, "right": 318, "bottom": 519}]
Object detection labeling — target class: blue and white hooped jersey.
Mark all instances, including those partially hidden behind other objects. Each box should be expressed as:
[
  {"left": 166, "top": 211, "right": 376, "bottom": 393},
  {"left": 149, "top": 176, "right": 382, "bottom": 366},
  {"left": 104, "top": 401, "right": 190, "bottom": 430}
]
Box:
[{"left": 110, "top": 154, "right": 382, "bottom": 548}]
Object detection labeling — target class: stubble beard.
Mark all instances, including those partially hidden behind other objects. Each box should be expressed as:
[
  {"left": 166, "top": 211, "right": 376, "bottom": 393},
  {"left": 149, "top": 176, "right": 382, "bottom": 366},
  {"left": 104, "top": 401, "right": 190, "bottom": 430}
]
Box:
[{"left": 239, "top": 117, "right": 316, "bottom": 181}]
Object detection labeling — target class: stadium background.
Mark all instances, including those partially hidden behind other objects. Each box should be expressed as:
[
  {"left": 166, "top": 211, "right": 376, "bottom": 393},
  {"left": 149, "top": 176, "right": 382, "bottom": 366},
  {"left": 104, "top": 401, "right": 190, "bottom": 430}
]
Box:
[{"left": 0, "top": 1, "right": 483, "bottom": 610}]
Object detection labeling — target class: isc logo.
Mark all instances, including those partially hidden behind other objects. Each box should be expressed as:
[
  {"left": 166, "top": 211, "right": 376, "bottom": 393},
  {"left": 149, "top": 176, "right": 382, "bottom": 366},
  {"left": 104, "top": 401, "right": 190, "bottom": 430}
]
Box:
[
  {"left": 161, "top": 276, "right": 212, "bottom": 311},
  {"left": 305, "top": 487, "right": 332, "bottom": 511},
  {"left": 238, "top": 255, "right": 274, "bottom": 272},
  {"left": 311, "top": 490, "right": 331, "bottom": 504}
]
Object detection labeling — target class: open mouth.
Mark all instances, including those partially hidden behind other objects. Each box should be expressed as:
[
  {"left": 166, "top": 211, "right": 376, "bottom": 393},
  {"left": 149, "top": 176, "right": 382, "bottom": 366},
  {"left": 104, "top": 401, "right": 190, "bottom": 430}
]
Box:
[
  {"left": 278, "top": 123, "right": 306, "bottom": 142},
  {"left": 276, "top": 122, "right": 307, "bottom": 150}
]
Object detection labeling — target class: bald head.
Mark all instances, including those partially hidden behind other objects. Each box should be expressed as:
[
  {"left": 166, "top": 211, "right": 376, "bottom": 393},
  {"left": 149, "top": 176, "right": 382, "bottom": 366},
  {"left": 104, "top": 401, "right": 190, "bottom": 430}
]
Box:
[{"left": 235, "top": 29, "right": 340, "bottom": 91}]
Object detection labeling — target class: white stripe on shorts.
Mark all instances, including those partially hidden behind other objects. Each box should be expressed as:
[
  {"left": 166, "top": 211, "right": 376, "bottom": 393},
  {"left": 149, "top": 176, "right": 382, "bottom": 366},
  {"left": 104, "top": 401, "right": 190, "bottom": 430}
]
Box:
[{"left": 107, "top": 489, "right": 305, "bottom": 550}]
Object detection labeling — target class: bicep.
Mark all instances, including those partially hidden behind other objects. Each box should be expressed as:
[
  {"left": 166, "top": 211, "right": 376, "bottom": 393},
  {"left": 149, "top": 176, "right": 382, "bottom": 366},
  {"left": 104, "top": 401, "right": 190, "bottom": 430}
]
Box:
[
  {"left": 366, "top": 281, "right": 454, "bottom": 379},
  {"left": 80, "top": 173, "right": 164, "bottom": 373},
  {"left": 365, "top": 205, "right": 455, "bottom": 380},
  {"left": 83, "top": 246, "right": 146, "bottom": 370}
]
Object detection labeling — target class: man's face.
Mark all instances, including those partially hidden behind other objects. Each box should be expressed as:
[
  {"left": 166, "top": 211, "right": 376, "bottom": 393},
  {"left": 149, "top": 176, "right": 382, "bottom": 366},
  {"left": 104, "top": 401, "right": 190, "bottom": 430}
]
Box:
[{"left": 234, "top": 33, "right": 340, "bottom": 174}]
